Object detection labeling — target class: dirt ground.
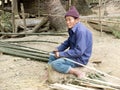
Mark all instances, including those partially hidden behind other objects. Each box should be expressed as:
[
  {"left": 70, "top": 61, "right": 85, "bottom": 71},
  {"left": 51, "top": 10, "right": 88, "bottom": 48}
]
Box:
[
  {"left": 0, "top": 3, "right": 120, "bottom": 89},
  {"left": 0, "top": 22, "right": 120, "bottom": 90}
]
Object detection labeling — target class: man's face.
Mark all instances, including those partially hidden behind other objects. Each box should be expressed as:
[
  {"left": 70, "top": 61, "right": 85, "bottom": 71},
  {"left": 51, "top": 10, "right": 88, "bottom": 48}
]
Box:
[{"left": 65, "top": 16, "right": 79, "bottom": 29}]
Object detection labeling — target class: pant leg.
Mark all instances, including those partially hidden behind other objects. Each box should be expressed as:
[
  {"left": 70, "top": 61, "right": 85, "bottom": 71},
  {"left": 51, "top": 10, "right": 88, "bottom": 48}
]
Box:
[
  {"left": 50, "top": 58, "right": 76, "bottom": 73},
  {"left": 48, "top": 54, "right": 57, "bottom": 64}
]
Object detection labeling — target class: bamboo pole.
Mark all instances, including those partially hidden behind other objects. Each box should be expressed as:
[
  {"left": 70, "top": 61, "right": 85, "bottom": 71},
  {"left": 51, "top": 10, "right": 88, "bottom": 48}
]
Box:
[
  {"left": 0, "top": 46, "right": 49, "bottom": 58},
  {"left": 50, "top": 83, "right": 95, "bottom": 90},
  {"left": 88, "top": 19, "right": 120, "bottom": 24},
  {"left": 0, "top": 43, "right": 49, "bottom": 57},
  {"left": 66, "top": 58, "right": 120, "bottom": 82},
  {"left": 83, "top": 77, "right": 120, "bottom": 89},
  {"left": 0, "top": 47, "right": 48, "bottom": 62},
  {"left": 0, "top": 41, "right": 48, "bottom": 54},
  {"left": 1, "top": 40, "right": 59, "bottom": 44},
  {"left": 0, "top": 32, "right": 67, "bottom": 36},
  {"left": 67, "top": 83, "right": 115, "bottom": 90},
  {"left": 0, "top": 42, "right": 49, "bottom": 62},
  {"left": 72, "top": 77, "right": 120, "bottom": 90}
]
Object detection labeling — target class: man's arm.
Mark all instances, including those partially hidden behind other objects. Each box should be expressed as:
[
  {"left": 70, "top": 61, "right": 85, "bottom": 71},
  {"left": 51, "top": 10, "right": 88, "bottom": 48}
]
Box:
[
  {"left": 59, "top": 30, "right": 87, "bottom": 58},
  {"left": 57, "top": 38, "right": 70, "bottom": 51}
]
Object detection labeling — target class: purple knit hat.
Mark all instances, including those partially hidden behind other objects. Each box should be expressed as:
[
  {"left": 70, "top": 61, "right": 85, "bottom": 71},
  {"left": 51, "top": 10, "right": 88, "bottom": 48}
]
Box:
[{"left": 65, "top": 6, "right": 79, "bottom": 18}]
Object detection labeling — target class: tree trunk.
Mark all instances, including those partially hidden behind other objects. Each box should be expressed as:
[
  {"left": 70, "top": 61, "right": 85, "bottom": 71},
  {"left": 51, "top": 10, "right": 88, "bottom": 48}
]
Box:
[
  {"left": 71, "top": 0, "right": 92, "bottom": 15},
  {"left": 44, "top": 0, "right": 67, "bottom": 32}
]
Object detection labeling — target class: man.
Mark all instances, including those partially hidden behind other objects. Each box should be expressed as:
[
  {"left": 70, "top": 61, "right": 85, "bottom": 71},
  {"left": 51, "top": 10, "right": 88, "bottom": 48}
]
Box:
[{"left": 48, "top": 6, "right": 92, "bottom": 78}]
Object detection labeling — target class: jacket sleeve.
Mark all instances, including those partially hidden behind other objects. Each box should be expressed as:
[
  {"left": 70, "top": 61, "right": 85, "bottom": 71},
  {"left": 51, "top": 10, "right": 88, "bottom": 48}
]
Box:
[
  {"left": 59, "top": 30, "right": 87, "bottom": 58},
  {"left": 57, "top": 38, "right": 70, "bottom": 51}
]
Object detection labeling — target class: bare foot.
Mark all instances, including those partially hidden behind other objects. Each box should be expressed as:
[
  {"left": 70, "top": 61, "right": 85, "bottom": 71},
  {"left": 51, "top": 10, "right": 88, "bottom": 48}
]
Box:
[
  {"left": 69, "top": 68, "right": 86, "bottom": 78},
  {"left": 77, "top": 72, "right": 86, "bottom": 79}
]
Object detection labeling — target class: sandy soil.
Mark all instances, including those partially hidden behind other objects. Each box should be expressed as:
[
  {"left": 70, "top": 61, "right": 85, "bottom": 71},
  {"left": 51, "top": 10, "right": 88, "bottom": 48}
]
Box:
[
  {"left": 0, "top": 3, "right": 120, "bottom": 89},
  {"left": 0, "top": 22, "right": 120, "bottom": 90}
]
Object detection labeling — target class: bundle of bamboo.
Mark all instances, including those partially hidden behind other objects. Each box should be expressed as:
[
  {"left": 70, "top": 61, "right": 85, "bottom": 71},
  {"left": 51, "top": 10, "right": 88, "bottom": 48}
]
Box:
[{"left": 0, "top": 41, "right": 49, "bottom": 62}]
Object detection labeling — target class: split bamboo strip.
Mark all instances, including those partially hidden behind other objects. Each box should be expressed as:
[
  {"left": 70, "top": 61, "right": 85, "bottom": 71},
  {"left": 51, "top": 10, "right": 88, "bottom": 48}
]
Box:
[
  {"left": 67, "top": 83, "right": 115, "bottom": 90},
  {"left": 73, "top": 77, "right": 120, "bottom": 90},
  {"left": 64, "top": 57, "right": 120, "bottom": 82},
  {"left": 82, "top": 77, "right": 120, "bottom": 89},
  {"left": 50, "top": 53, "right": 120, "bottom": 88},
  {"left": 1, "top": 40, "right": 59, "bottom": 44},
  {"left": 50, "top": 83, "right": 95, "bottom": 90},
  {"left": 0, "top": 32, "right": 67, "bottom": 36}
]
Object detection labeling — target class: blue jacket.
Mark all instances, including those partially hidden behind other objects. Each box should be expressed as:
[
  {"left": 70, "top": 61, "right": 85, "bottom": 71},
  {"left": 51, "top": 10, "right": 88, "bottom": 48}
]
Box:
[{"left": 57, "top": 22, "right": 93, "bottom": 66}]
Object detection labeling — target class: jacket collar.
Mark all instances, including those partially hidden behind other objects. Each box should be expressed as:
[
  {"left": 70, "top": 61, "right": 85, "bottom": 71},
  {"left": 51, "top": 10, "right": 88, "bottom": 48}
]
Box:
[{"left": 71, "top": 22, "right": 80, "bottom": 33}]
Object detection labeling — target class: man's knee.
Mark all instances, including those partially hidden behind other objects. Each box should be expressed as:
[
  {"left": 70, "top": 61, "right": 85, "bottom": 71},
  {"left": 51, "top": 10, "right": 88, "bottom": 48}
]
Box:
[
  {"left": 50, "top": 60, "right": 70, "bottom": 73},
  {"left": 51, "top": 60, "right": 61, "bottom": 69}
]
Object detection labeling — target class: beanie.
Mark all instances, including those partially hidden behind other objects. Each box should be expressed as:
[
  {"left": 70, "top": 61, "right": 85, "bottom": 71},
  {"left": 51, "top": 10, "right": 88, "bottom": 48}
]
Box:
[{"left": 65, "top": 6, "right": 80, "bottom": 18}]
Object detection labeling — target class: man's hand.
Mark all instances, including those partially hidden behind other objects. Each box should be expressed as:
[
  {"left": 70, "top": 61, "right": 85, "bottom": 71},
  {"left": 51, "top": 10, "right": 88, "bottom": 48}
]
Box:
[
  {"left": 53, "top": 48, "right": 59, "bottom": 58},
  {"left": 54, "top": 51, "right": 60, "bottom": 58},
  {"left": 53, "top": 48, "right": 58, "bottom": 53}
]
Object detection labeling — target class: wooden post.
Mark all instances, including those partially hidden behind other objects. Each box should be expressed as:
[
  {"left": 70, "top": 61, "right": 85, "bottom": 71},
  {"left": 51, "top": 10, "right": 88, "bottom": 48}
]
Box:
[
  {"left": 65, "top": 0, "right": 69, "bottom": 10},
  {"left": 38, "top": 0, "right": 40, "bottom": 17},
  {"left": 1, "top": 0, "right": 4, "bottom": 11},
  {"left": 20, "top": 3, "right": 27, "bottom": 35},
  {"left": 1, "top": 0, "right": 4, "bottom": 9},
  {"left": 11, "top": 0, "right": 15, "bottom": 33},
  {"left": 68, "top": 0, "right": 71, "bottom": 9},
  {"left": 103, "top": 0, "right": 107, "bottom": 16},
  {"left": 99, "top": 0, "right": 103, "bottom": 36},
  {"left": 1, "top": 0, "right": 4, "bottom": 33}
]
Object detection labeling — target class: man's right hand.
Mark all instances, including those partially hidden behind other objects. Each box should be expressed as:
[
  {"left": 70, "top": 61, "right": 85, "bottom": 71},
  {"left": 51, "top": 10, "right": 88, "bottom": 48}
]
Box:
[{"left": 53, "top": 48, "right": 58, "bottom": 53}]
